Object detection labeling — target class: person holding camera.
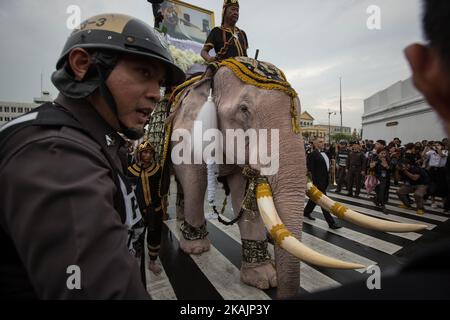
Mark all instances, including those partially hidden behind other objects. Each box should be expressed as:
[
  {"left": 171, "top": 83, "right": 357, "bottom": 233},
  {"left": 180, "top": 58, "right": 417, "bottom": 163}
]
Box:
[
  {"left": 397, "top": 159, "right": 430, "bottom": 215},
  {"left": 389, "top": 143, "right": 402, "bottom": 186}
]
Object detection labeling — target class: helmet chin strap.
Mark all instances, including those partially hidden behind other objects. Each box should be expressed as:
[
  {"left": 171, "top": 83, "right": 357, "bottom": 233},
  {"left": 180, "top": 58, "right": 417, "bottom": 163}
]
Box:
[{"left": 93, "top": 54, "right": 145, "bottom": 140}]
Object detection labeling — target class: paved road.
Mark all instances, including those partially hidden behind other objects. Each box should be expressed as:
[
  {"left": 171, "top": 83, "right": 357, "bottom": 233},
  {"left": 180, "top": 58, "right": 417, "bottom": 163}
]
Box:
[{"left": 143, "top": 181, "right": 450, "bottom": 300}]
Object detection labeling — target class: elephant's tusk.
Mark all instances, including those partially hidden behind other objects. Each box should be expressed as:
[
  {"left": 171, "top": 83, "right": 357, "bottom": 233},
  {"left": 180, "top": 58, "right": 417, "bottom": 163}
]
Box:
[
  {"left": 306, "top": 181, "right": 427, "bottom": 233},
  {"left": 256, "top": 182, "right": 366, "bottom": 270}
]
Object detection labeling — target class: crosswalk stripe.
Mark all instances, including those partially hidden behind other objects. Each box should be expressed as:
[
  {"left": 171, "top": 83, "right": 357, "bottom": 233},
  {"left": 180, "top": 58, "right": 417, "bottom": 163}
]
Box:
[
  {"left": 309, "top": 210, "right": 421, "bottom": 241},
  {"left": 293, "top": 232, "right": 376, "bottom": 286},
  {"left": 144, "top": 233, "right": 177, "bottom": 300},
  {"left": 165, "top": 219, "right": 271, "bottom": 300},
  {"left": 346, "top": 188, "right": 448, "bottom": 216},
  {"left": 386, "top": 231, "right": 422, "bottom": 240},
  {"left": 372, "top": 196, "right": 448, "bottom": 216},
  {"left": 304, "top": 214, "right": 403, "bottom": 254},
  {"left": 153, "top": 223, "right": 223, "bottom": 300},
  {"left": 329, "top": 192, "right": 447, "bottom": 223},
  {"left": 320, "top": 195, "right": 436, "bottom": 230},
  {"left": 299, "top": 263, "right": 341, "bottom": 293}
]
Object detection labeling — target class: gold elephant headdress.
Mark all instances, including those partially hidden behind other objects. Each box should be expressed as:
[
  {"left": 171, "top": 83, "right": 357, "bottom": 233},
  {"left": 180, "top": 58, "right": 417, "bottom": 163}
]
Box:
[
  {"left": 169, "top": 57, "right": 302, "bottom": 135},
  {"left": 215, "top": 57, "right": 301, "bottom": 135}
]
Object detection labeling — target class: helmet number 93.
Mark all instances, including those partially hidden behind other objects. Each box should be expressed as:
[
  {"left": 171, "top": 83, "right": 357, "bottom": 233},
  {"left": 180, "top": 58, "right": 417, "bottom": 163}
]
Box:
[{"left": 79, "top": 17, "right": 107, "bottom": 30}]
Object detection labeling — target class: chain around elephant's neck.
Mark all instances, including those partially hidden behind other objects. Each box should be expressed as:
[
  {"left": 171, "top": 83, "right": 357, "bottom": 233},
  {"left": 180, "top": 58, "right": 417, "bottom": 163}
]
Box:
[{"left": 214, "top": 166, "right": 267, "bottom": 226}]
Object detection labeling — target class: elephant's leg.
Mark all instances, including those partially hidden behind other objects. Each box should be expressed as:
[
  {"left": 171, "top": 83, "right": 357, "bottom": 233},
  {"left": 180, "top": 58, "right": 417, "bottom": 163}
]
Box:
[
  {"left": 174, "top": 164, "right": 210, "bottom": 255},
  {"left": 227, "top": 169, "right": 277, "bottom": 290}
]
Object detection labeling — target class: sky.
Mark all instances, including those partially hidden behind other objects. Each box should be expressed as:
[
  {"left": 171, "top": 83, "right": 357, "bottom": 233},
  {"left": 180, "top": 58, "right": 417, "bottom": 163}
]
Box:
[{"left": 0, "top": 0, "right": 424, "bottom": 130}]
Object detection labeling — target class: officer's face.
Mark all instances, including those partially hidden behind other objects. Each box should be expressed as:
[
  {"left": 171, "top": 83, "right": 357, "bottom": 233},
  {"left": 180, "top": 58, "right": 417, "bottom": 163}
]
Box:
[{"left": 106, "top": 55, "right": 165, "bottom": 134}]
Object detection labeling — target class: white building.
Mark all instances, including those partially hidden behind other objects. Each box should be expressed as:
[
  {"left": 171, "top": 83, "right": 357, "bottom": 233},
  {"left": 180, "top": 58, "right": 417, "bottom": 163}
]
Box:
[
  {"left": 0, "top": 92, "right": 52, "bottom": 127},
  {"left": 362, "top": 77, "right": 447, "bottom": 143}
]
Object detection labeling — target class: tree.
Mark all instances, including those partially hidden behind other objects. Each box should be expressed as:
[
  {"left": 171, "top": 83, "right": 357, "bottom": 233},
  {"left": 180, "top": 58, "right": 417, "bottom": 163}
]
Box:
[
  {"left": 302, "top": 132, "right": 310, "bottom": 141},
  {"left": 331, "top": 133, "right": 353, "bottom": 143}
]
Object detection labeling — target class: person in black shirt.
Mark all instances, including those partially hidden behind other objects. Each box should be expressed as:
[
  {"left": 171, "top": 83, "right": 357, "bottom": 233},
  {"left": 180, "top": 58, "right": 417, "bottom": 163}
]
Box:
[
  {"left": 0, "top": 13, "right": 185, "bottom": 300},
  {"left": 201, "top": 0, "right": 248, "bottom": 62},
  {"left": 371, "top": 148, "right": 391, "bottom": 212},
  {"left": 128, "top": 140, "right": 164, "bottom": 275},
  {"left": 304, "top": 137, "right": 341, "bottom": 229}
]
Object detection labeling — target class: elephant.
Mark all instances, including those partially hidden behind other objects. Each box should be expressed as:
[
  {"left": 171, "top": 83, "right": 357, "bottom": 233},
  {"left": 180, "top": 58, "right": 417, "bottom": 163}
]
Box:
[{"left": 166, "top": 57, "right": 427, "bottom": 298}]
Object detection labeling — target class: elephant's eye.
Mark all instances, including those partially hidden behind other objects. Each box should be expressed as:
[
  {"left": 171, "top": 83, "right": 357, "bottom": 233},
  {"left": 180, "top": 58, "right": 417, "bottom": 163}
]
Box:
[{"left": 239, "top": 104, "right": 249, "bottom": 113}]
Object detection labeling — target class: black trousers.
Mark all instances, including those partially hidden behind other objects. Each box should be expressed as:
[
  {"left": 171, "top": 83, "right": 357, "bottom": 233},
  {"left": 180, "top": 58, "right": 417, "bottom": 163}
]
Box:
[
  {"left": 336, "top": 166, "right": 347, "bottom": 190},
  {"left": 347, "top": 167, "right": 362, "bottom": 195},
  {"left": 305, "top": 183, "right": 336, "bottom": 226},
  {"left": 145, "top": 206, "right": 164, "bottom": 261},
  {"left": 375, "top": 176, "right": 390, "bottom": 206}
]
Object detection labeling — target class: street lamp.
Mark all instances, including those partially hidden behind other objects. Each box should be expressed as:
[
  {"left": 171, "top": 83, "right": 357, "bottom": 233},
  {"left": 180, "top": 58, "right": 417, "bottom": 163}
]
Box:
[
  {"left": 339, "top": 77, "right": 343, "bottom": 133},
  {"left": 328, "top": 109, "right": 336, "bottom": 144}
]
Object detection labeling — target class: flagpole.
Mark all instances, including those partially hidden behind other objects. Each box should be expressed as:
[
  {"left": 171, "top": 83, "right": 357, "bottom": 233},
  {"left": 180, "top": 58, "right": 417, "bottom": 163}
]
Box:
[{"left": 339, "top": 77, "right": 343, "bottom": 133}]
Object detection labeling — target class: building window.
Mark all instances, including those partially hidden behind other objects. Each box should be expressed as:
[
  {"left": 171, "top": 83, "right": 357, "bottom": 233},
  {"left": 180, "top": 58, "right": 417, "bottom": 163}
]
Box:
[
  {"left": 25, "top": 108, "right": 30, "bottom": 112},
  {"left": 11, "top": 107, "right": 16, "bottom": 113},
  {"left": 0, "top": 117, "right": 3, "bottom": 121},
  {"left": 386, "top": 121, "right": 398, "bottom": 127},
  {"left": 5, "top": 107, "right": 9, "bottom": 112},
  {"left": 0, "top": 106, "right": 2, "bottom": 112},
  {"left": 18, "top": 107, "right": 23, "bottom": 113}
]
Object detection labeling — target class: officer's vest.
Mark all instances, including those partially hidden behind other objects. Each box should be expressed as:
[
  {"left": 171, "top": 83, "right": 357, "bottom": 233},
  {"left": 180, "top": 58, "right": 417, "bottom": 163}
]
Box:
[{"left": 0, "top": 102, "right": 144, "bottom": 254}]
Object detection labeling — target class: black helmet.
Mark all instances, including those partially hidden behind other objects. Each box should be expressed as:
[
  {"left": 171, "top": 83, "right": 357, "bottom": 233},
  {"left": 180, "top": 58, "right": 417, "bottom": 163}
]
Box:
[
  {"left": 55, "top": 13, "right": 185, "bottom": 86},
  {"left": 52, "top": 14, "right": 185, "bottom": 140}
]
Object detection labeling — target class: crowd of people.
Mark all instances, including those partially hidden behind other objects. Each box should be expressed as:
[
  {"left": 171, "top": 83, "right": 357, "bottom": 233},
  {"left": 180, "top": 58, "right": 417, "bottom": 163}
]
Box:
[{"left": 305, "top": 138, "right": 450, "bottom": 215}]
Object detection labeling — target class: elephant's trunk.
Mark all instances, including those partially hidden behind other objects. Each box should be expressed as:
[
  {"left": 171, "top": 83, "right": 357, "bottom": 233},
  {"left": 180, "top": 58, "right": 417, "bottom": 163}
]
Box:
[{"left": 267, "top": 135, "right": 306, "bottom": 299}]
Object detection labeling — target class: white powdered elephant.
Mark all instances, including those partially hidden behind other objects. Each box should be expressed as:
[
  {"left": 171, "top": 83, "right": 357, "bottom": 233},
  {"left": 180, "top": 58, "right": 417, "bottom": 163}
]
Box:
[{"left": 167, "top": 57, "right": 426, "bottom": 298}]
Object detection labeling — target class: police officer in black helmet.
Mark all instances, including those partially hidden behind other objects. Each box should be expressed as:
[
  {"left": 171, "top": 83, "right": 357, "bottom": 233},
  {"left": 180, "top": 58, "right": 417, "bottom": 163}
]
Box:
[
  {"left": 0, "top": 14, "right": 185, "bottom": 299},
  {"left": 52, "top": 13, "right": 185, "bottom": 140}
]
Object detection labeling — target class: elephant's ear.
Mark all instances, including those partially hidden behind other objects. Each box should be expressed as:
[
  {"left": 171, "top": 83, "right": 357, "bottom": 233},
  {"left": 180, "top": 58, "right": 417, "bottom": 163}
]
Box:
[{"left": 172, "top": 78, "right": 212, "bottom": 125}]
